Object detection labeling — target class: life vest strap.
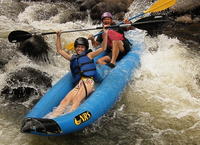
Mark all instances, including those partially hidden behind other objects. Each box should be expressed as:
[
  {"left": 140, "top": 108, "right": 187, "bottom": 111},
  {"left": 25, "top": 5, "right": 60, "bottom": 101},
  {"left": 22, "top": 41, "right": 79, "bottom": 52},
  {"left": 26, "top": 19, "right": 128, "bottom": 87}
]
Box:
[
  {"left": 79, "top": 61, "right": 94, "bottom": 66},
  {"left": 74, "top": 68, "right": 96, "bottom": 75},
  {"left": 82, "top": 80, "right": 88, "bottom": 98}
]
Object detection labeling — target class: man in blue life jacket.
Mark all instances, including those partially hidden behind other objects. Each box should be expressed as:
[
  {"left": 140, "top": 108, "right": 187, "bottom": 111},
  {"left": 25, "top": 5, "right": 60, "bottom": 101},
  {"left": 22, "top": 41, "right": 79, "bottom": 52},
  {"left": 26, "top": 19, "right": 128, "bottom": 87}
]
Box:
[
  {"left": 47, "top": 29, "right": 108, "bottom": 118},
  {"left": 88, "top": 12, "right": 134, "bottom": 68}
]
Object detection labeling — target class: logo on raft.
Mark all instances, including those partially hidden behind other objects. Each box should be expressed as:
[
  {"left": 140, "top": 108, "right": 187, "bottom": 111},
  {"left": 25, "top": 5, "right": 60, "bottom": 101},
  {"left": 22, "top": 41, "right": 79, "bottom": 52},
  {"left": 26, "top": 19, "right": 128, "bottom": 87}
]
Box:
[{"left": 74, "top": 111, "right": 92, "bottom": 125}]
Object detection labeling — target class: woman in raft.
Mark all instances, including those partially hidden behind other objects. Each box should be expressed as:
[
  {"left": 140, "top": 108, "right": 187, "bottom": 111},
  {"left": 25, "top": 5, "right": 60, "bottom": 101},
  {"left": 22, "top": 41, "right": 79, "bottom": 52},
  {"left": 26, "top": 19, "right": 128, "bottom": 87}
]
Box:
[{"left": 47, "top": 29, "right": 108, "bottom": 118}]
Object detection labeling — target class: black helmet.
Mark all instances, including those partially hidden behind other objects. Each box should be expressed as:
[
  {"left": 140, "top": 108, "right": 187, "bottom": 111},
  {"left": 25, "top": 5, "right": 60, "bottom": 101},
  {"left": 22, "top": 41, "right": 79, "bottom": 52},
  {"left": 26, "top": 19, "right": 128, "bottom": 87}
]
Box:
[{"left": 74, "top": 37, "right": 89, "bottom": 50}]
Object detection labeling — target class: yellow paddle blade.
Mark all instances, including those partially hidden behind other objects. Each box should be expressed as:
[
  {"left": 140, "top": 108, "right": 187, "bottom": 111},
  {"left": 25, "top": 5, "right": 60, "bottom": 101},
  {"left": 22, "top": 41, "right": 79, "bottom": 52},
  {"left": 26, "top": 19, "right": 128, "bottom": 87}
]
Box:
[
  {"left": 144, "top": 0, "right": 176, "bottom": 13},
  {"left": 64, "top": 42, "right": 74, "bottom": 50}
]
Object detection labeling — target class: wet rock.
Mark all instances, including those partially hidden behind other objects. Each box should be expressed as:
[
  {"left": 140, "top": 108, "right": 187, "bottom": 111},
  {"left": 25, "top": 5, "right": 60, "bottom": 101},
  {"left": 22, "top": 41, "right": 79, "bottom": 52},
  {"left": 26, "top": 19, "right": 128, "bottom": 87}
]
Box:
[
  {"left": 79, "top": 0, "right": 98, "bottom": 11},
  {"left": 90, "top": 0, "right": 132, "bottom": 22},
  {"left": 90, "top": 2, "right": 107, "bottom": 22},
  {"left": 68, "top": 11, "right": 88, "bottom": 22},
  {"left": 163, "top": 22, "right": 200, "bottom": 49},
  {"left": 1, "top": 67, "right": 52, "bottom": 104}
]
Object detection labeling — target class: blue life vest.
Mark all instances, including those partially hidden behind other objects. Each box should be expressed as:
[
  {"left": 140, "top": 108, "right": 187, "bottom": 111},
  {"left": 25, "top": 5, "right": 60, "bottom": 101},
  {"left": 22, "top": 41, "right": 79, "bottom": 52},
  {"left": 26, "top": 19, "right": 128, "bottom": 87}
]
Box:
[{"left": 70, "top": 50, "right": 97, "bottom": 84}]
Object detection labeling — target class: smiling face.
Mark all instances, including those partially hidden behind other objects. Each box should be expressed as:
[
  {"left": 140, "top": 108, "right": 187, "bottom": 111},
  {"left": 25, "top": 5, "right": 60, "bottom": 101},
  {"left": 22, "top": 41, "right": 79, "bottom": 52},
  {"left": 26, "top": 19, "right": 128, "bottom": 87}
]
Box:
[
  {"left": 75, "top": 45, "right": 86, "bottom": 55},
  {"left": 102, "top": 17, "right": 113, "bottom": 26}
]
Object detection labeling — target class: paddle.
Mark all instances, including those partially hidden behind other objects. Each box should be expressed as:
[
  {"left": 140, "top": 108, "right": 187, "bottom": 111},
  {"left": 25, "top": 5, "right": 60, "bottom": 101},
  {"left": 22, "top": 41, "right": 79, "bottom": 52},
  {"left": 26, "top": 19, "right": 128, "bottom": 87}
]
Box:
[
  {"left": 8, "top": 28, "right": 108, "bottom": 43},
  {"left": 8, "top": 15, "right": 168, "bottom": 43}
]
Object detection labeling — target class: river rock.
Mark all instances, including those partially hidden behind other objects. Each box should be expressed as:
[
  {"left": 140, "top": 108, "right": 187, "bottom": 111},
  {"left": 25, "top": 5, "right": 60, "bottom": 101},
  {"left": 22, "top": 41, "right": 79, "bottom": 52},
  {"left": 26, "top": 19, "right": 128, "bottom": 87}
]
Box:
[
  {"left": 1, "top": 67, "right": 52, "bottom": 104},
  {"left": 90, "top": 0, "right": 133, "bottom": 22}
]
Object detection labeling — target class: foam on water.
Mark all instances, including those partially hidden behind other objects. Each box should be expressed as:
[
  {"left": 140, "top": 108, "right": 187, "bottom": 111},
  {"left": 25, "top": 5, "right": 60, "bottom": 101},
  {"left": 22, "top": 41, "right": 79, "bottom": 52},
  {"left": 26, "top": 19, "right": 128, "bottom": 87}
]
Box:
[{"left": 123, "top": 34, "right": 200, "bottom": 144}]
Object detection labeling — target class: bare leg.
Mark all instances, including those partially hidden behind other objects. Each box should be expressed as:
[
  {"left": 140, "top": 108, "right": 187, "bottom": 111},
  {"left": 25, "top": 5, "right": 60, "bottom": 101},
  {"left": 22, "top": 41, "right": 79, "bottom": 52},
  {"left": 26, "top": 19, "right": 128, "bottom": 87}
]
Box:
[
  {"left": 69, "top": 79, "right": 94, "bottom": 112},
  {"left": 110, "top": 40, "right": 124, "bottom": 65},
  {"left": 48, "top": 85, "right": 79, "bottom": 118},
  {"left": 97, "top": 56, "right": 111, "bottom": 65},
  {"left": 68, "top": 84, "right": 85, "bottom": 112},
  {"left": 47, "top": 79, "right": 94, "bottom": 118}
]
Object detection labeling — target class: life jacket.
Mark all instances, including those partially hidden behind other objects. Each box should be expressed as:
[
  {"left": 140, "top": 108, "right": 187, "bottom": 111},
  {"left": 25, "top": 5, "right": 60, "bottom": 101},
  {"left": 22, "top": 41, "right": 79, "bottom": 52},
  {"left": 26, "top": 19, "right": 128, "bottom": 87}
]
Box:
[{"left": 70, "top": 49, "right": 97, "bottom": 84}]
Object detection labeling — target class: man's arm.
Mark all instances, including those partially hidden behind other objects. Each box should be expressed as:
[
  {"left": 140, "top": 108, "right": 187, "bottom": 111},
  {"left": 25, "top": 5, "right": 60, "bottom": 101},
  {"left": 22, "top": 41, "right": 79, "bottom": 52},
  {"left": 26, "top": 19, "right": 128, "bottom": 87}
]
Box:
[
  {"left": 88, "top": 30, "right": 108, "bottom": 59},
  {"left": 88, "top": 34, "right": 101, "bottom": 48}
]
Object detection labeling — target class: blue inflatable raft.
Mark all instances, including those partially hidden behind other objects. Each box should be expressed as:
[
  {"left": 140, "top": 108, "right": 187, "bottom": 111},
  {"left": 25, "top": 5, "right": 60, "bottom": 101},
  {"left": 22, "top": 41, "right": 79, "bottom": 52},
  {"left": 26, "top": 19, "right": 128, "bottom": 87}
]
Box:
[{"left": 21, "top": 39, "right": 142, "bottom": 136}]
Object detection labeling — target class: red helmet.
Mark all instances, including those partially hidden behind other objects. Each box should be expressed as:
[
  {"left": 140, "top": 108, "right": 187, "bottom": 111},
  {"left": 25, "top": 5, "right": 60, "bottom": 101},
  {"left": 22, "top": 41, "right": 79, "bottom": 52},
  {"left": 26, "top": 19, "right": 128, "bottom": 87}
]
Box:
[{"left": 101, "top": 12, "right": 113, "bottom": 20}]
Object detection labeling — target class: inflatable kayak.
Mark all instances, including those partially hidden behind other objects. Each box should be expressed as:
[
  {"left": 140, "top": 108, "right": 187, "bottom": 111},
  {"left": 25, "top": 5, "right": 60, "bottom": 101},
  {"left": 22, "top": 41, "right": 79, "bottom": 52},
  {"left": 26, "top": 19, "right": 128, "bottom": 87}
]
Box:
[{"left": 21, "top": 39, "right": 142, "bottom": 136}]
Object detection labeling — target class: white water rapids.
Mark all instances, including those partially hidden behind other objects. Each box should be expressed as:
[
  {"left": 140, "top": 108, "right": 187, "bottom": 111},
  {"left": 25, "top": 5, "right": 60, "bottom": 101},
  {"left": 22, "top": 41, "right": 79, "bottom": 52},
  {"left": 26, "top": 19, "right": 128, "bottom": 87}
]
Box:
[{"left": 0, "top": 0, "right": 200, "bottom": 145}]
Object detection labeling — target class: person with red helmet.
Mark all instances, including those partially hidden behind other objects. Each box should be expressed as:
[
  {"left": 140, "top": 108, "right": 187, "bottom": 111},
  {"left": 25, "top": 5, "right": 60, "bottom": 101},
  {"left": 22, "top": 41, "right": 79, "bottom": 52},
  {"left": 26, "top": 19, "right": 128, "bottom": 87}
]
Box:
[
  {"left": 88, "top": 12, "right": 134, "bottom": 68},
  {"left": 46, "top": 29, "right": 108, "bottom": 118}
]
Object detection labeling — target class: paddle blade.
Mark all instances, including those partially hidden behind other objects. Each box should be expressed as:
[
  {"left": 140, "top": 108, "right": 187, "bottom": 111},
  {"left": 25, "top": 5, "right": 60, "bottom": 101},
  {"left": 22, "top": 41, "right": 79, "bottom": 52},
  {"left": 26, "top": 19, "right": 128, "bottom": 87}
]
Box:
[
  {"left": 144, "top": 0, "right": 176, "bottom": 13},
  {"left": 64, "top": 42, "right": 74, "bottom": 51},
  {"left": 134, "top": 15, "right": 169, "bottom": 23},
  {"left": 8, "top": 30, "right": 32, "bottom": 43},
  {"left": 19, "top": 35, "right": 50, "bottom": 62},
  {"left": 133, "top": 15, "right": 169, "bottom": 36}
]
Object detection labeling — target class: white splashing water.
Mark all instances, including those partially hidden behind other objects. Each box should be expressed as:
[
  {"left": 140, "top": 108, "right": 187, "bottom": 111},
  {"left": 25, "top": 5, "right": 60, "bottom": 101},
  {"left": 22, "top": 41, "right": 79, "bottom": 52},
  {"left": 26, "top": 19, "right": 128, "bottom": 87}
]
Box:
[
  {"left": 127, "top": 34, "right": 200, "bottom": 116},
  {"left": 125, "top": 0, "right": 152, "bottom": 20}
]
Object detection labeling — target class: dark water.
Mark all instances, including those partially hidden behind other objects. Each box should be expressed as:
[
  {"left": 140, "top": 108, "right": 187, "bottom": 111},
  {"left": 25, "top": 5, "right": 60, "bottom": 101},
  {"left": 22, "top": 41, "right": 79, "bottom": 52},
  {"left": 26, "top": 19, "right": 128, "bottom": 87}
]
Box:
[{"left": 0, "top": 1, "right": 200, "bottom": 145}]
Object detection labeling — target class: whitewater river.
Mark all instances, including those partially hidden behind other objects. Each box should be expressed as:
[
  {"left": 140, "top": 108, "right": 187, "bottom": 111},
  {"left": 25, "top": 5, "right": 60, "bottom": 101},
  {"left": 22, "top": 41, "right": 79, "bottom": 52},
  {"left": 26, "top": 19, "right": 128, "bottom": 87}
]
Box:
[{"left": 0, "top": 1, "right": 200, "bottom": 145}]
